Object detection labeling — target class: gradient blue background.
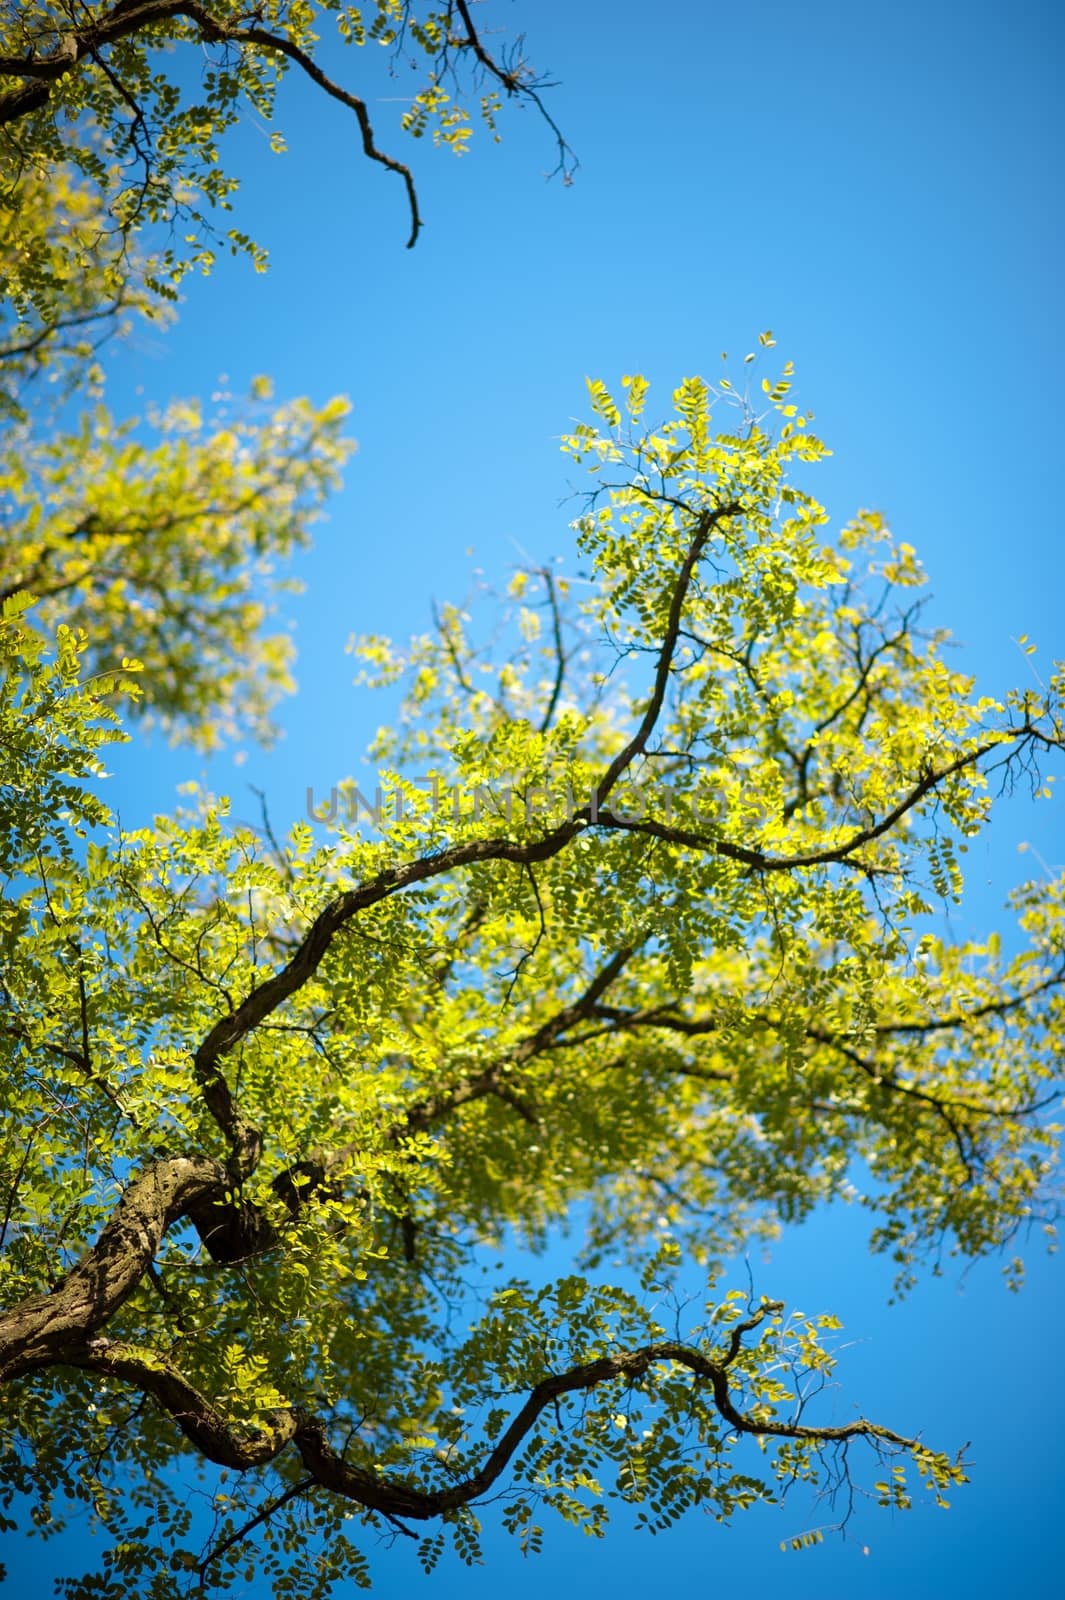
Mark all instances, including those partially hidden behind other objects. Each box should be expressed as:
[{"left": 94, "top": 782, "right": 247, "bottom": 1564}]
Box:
[{"left": 6, "top": 0, "right": 1064, "bottom": 1593}]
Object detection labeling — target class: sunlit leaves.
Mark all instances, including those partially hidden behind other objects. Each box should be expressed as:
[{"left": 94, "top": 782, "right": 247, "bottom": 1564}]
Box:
[
  {"left": 0, "top": 384, "right": 352, "bottom": 745},
  {"left": 0, "top": 167, "right": 172, "bottom": 418},
  {"left": 0, "top": 368, "right": 1061, "bottom": 1596}
]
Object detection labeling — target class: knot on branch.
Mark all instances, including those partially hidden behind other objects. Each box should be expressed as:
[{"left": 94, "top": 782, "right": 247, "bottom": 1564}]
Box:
[{"left": 185, "top": 1191, "right": 276, "bottom": 1264}]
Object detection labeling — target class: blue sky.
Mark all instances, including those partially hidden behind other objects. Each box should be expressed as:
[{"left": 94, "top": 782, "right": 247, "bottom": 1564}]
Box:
[{"left": 8, "top": 0, "right": 1065, "bottom": 1593}]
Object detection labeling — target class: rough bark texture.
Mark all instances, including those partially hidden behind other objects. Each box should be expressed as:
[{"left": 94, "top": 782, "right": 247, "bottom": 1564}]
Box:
[{"left": 0, "top": 1154, "right": 223, "bottom": 1380}]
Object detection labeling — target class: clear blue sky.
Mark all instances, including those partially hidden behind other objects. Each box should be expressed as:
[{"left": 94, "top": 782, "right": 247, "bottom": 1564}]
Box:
[{"left": 9, "top": 0, "right": 1064, "bottom": 1594}]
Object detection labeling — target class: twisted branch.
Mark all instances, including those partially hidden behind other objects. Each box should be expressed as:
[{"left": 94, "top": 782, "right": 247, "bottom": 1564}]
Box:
[{"left": 58, "top": 1302, "right": 931, "bottom": 1523}]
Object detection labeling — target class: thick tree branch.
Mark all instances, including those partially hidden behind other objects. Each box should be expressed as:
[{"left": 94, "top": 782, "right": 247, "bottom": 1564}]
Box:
[
  {"left": 50, "top": 1302, "right": 935, "bottom": 1525},
  {"left": 68, "top": 1336, "right": 298, "bottom": 1467},
  {"left": 0, "top": 2, "right": 190, "bottom": 84},
  {"left": 0, "top": 1153, "right": 224, "bottom": 1380}
]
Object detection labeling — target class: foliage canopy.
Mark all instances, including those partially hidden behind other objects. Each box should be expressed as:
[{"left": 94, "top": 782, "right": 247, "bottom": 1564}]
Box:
[
  {"left": 2, "top": 359, "right": 1063, "bottom": 1591},
  {"left": 0, "top": 7, "right": 1062, "bottom": 1596}
]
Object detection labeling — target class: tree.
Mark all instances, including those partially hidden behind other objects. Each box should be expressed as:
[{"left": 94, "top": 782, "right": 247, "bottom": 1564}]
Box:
[
  {"left": 1, "top": 356, "right": 1063, "bottom": 1593},
  {"left": 0, "top": 6, "right": 1063, "bottom": 1596}
]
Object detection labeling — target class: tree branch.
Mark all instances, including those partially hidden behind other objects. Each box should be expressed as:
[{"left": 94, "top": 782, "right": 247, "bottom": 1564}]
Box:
[
  {"left": 68, "top": 1336, "right": 298, "bottom": 1467},
  {"left": 0, "top": 1153, "right": 224, "bottom": 1380},
  {"left": 592, "top": 505, "right": 743, "bottom": 812},
  {"left": 0, "top": 0, "right": 420, "bottom": 239},
  {"left": 0, "top": 0, "right": 575, "bottom": 247},
  {"left": 52, "top": 1305, "right": 937, "bottom": 1525},
  {"left": 591, "top": 720, "right": 1060, "bottom": 874}
]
